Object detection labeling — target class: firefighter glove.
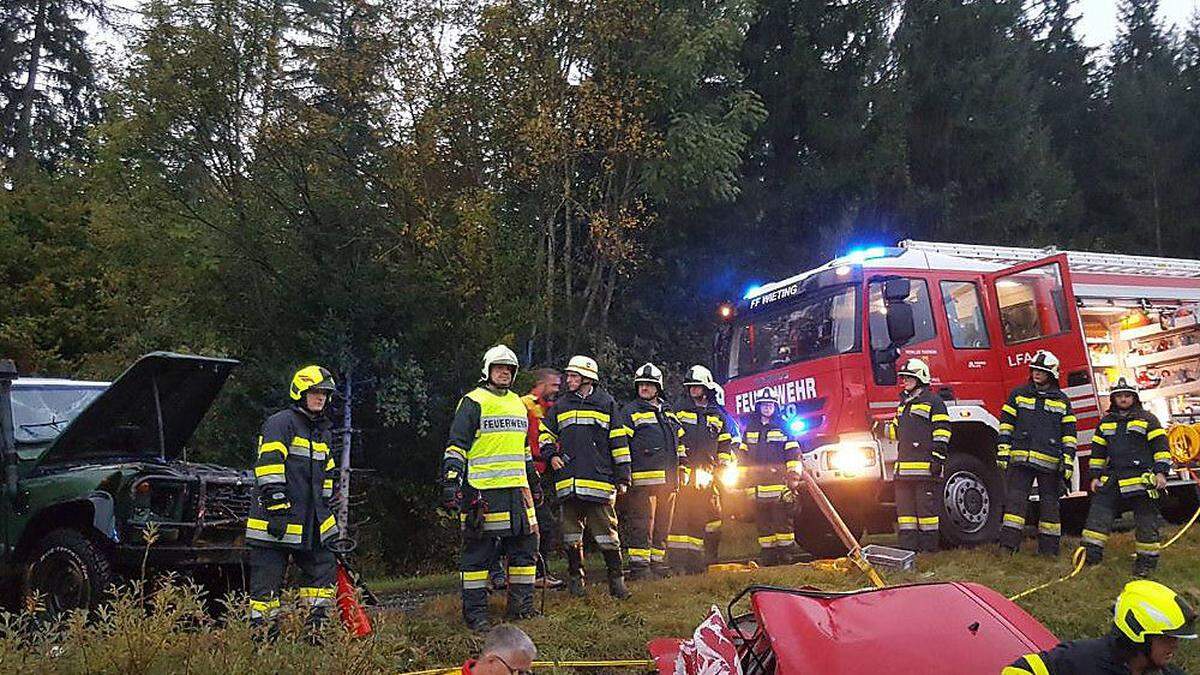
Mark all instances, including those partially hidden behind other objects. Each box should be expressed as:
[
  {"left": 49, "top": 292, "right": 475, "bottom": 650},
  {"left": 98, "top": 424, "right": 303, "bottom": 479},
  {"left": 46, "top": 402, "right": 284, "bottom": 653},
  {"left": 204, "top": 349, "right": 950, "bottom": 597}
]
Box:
[
  {"left": 441, "top": 481, "right": 462, "bottom": 511},
  {"left": 531, "top": 480, "right": 544, "bottom": 506}
]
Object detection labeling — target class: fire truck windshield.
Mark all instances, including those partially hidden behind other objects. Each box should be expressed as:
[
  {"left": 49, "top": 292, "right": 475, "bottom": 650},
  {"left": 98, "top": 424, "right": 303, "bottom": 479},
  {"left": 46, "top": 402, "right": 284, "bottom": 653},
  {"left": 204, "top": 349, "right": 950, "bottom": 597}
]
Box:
[{"left": 727, "top": 285, "right": 860, "bottom": 378}]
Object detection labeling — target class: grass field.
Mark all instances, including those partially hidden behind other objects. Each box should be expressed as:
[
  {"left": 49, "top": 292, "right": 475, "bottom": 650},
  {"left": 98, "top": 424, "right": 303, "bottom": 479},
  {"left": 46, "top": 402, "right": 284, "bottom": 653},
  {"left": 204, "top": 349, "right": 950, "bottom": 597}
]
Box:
[{"left": 1, "top": 521, "right": 1198, "bottom": 673}]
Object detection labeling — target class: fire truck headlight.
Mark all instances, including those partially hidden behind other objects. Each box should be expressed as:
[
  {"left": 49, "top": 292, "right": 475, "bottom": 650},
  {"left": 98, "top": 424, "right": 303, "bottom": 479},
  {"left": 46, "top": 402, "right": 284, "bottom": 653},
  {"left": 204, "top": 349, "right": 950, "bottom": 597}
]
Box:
[
  {"left": 720, "top": 463, "right": 740, "bottom": 488},
  {"left": 695, "top": 468, "right": 714, "bottom": 488},
  {"left": 828, "top": 445, "right": 875, "bottom": 476}
]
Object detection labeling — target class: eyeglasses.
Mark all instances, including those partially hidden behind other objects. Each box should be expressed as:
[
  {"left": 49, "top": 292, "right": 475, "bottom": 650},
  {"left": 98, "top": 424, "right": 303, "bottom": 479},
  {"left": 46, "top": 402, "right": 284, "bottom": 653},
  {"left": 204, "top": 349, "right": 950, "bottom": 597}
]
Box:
[{"left": 493, "top": 654, "right": 533, "bottom": 675}]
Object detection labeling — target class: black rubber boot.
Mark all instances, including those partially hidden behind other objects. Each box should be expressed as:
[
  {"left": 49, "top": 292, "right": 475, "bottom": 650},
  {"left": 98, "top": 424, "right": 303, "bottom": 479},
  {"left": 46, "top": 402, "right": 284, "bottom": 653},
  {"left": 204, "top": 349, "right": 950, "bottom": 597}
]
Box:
[
  {"left": 704, "top": 534, "right": 721, "bottom": 566},
  {"left": 1036, "top": 535, "right": 1060, "bottom": 557},
  {"left": 1083, "top": 544, "right": 1104, "bottom": 566},
  {"left": 652, "top": 564, "right": 673, "bottom": 579},
  {"left": 607, "top": 574, "right": 631, "bottom": 599},
  {"left": 466, "top": 616, "right": 492, "bottom": 633},
  {"left": 250, "top": 618, "right": 280, "bottom": 645},
  {"left": 566, "top": 545, "right": 586, "bottom": 597},
  {"left": 1134, "top": 555, "right": 1158, "bottom": 578}
]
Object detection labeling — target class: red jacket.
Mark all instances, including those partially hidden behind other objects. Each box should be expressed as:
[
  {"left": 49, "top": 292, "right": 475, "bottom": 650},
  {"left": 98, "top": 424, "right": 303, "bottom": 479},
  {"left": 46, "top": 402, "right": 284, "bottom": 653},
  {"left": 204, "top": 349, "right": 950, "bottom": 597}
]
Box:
[{"left": 522, "top": 393, "right": 548, "bottom": 474}]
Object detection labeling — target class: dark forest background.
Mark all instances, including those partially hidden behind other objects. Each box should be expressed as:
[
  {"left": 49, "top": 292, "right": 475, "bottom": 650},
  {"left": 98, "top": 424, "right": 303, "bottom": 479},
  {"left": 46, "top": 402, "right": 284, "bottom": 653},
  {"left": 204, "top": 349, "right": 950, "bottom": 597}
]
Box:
[{"left": 3, "top": 0, "right": 1199, "bottom": 572}]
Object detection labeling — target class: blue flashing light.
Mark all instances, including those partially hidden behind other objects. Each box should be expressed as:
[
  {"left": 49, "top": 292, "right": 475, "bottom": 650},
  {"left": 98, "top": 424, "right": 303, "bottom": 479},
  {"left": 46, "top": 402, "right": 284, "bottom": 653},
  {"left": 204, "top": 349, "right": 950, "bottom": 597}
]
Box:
[
  {"left": 842, "top": 246, "right": 887, "bottom": 264},
  {"left": 742, "top": 283, "right": 764, "bottom": 299},
  {"left": 787, "top": 416, "right": 808, "bottom": 436}
]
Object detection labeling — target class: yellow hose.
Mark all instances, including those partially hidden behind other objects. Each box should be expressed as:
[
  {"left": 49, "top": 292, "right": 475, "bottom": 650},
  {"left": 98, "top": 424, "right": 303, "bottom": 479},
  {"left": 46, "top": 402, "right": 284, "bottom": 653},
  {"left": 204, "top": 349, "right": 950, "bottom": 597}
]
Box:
[
  {"left": 399, "top": 659, "right": 657, "bottom": 675},
  {"left": 1168, "top": 425, "right": 1200, "bottom": 464},
  {"left": 1008, "top": 546, "right": 1087, "bottom": 602}
]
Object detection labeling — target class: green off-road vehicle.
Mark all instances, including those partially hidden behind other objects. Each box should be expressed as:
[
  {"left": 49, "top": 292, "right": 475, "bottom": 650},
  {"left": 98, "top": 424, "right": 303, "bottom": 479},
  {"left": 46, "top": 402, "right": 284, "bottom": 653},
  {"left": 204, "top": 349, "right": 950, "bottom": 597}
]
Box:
[{"left": 0, "top": 352, "right": 254, "bottom": 614}]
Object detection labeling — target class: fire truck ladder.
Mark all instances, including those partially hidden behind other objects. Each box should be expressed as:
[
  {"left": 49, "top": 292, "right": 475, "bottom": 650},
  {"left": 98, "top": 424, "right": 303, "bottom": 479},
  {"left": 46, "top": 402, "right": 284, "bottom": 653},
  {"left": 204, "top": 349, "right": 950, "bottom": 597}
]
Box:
[{"left": 899, "top": 240, "right": 1200, "bottom": 279}]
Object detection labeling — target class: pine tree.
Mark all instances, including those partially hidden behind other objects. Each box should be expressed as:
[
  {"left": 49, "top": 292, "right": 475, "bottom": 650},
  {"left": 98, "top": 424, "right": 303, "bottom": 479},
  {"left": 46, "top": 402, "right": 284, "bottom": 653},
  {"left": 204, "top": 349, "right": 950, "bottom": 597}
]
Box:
[
  {"left": 0, "top": 0, "right": 104, "bottom": 170},
  {"left": 1096, "top": 0, "right": 1183, "bottom": 255},
  {"left": 892, "top": 0, "right": 1071, "bottom": 242}
]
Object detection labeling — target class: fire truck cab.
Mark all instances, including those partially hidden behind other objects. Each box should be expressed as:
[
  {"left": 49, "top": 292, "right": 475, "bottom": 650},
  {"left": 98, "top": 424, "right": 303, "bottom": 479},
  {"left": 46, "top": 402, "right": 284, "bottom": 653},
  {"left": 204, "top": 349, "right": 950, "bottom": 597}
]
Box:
[{"left": 715, "top": 240, "right": 1200, "bottom": 554}]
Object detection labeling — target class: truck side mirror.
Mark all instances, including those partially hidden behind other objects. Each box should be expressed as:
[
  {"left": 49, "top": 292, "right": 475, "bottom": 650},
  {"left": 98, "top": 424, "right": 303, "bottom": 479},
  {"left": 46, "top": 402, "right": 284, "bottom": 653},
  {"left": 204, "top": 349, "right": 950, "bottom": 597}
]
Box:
[{"left": 885, "top": 302, "right": 916, "bottom": 346}]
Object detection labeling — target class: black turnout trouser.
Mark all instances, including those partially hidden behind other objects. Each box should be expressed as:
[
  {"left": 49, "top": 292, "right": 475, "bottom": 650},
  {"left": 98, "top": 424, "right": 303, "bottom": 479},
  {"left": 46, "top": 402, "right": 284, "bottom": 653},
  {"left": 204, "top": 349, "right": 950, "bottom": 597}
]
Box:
[
  {"left": 461, "top": 527, "right": 537, "bottom": 624},
  {"left": 249, "top": 544, "right": 337, "bottom": 627},
  {"left": 561, "top": 497, "right": 624, "bottom": 581},
  {"left": 894, "top": 479, "right": 940, "bottom": 552},
  {"left": 668, "top": 482, "right": 722, "bottom": 573},
  {"left": 488, "top": 479, "right": 559, "bottom": 581},
  {"left": 1082, "top": 482, "right": 1161, "bottom": 573},
  {"left": 999, "top": 465, "right": 1062, "bottom": 555},
  {"left": 624, "top": 486, "right": 675, "bottom": 571}
]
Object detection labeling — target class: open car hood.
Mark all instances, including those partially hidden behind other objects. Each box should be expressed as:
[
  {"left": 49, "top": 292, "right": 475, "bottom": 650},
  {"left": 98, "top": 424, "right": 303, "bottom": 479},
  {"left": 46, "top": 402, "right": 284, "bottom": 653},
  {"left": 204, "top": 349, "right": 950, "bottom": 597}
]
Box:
[{"left": 36, "top": 352, "right": 239, "bottom": 466}]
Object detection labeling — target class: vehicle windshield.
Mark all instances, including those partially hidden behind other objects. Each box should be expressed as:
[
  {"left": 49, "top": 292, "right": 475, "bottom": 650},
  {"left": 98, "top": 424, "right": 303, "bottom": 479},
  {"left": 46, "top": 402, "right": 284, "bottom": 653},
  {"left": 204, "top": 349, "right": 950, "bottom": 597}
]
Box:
[
  {"left": 11, "top": 384, "right": 106, "bottom": 444},
  {"left": 727, "top": 285, "right": 860, "bottom": 378}
]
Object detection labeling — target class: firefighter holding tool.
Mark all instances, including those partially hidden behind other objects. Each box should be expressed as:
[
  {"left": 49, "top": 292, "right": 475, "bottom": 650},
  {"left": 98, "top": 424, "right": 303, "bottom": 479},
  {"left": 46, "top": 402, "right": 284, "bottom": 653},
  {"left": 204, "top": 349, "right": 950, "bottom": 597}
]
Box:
[
  {"left": 883, "top": 358, "right": 950, "bottom": 553},
  {"left": 667, "top": 365, "right": 735, "bottom": 575},
  {"left": 996, "top": 349, "right": 1076, "bottom": 556},
  {"left": 614, "top": 363, "right": 688, "bottom": 580},
  {"left": 246, "top": 365, "right": 341, "bottom": 642},
  {"left": 540, "top": 355, "right": 631, "bottom": 599},
  {"left": 442, "top": 345, "right": 541, "bottom": 631},
  {"left": 1082, "top": 377, "right": 1172, "bottom": 576},
  {"left": 739, "top": 390, "right": 802, "bottom": 565}
]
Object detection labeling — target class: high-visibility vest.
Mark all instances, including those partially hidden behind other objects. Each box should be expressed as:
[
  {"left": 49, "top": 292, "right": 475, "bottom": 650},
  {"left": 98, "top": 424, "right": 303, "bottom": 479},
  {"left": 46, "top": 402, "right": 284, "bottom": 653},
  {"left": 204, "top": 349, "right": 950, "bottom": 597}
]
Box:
[{"left": 464, "top": 387, "right": 530, "bottom": 490}]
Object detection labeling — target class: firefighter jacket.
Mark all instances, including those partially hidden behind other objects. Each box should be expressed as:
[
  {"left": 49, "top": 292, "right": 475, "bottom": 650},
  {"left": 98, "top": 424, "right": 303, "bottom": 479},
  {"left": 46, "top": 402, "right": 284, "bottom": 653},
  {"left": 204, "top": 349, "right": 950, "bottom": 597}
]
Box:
[
  {"left": 738, "top": 417, "right": 801, "bottom": 500},
  {"left": 541, "top": 387, "right": 631, "bottom": 503},
  {"left": 1004, "top": 634, "right": 1184, "bottom": 675},
  {"left": 442, "top": 386, "right": 539, "bottom": 537},
  {"left": 997, "top": 383, "right": 1077, "bottom": 475},
  {"left": 886, "top": 386, "right": 951, "bottom": 480},
  {"left": 615, "top": 398, "right": 688, "bottom": 490},
  {"left": 1089, "top": 405, "right": 1171, "bottom": 497},
  {"left": 246, "top": 407, "right": 339, "bottom": 549},
  {"left": 521, "top": 393, "right": 549, "bottom": 475},
  {"left": 676, "top": 399, "right": 736, "bottom": 469}
]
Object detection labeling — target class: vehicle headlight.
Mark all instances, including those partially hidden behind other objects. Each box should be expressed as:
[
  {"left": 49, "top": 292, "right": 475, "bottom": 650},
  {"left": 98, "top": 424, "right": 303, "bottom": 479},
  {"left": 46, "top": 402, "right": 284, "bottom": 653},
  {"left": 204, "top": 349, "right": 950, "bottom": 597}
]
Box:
[
  {"left": 720, "top": 463, "right": 740, "bottom": 488},
  {"left": 695, "top": 468, "right": 714, "bottom": 488},
  {"left": 827, "top": 445, "right": 876, "bottom": 476}
]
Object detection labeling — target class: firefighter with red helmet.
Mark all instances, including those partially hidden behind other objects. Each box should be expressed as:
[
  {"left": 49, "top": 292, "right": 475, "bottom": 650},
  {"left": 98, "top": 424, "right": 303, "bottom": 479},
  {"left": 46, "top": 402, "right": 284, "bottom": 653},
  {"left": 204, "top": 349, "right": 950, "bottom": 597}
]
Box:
[
  {"left": 667, "top": 365, "right": 736, "bottom": 574},
  {"left": 1005, "top": 580, "right": 1195, "bottom": 674},
  {"left": 442, "top": 345, "right": 541, "bottom": 631},
  {"left": 885, "top": 358, "right": 950, "bottom": 552},
  {"left": 541, "top": 355, "right": 632, "bottom": 599},
  {"left": 739, "top": 389, "right": 803, "bottom": 565},
  {"left": 1082, "top": 378, "right": 1171, "bottom": 575},
  {"left": 615, "top": 363, "right": 688, "bottom": 580},
  {"left": 996, "top": 349, "right": 1077, "bottom": 556},
  {"left": 247, "top": 365, "right": 340, "bottom": 641}
]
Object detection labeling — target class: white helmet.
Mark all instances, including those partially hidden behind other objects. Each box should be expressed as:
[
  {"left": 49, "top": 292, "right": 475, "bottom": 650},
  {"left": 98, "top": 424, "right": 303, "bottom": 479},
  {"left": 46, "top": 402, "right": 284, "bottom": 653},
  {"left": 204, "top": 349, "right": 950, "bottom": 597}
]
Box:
[
  {"left": 481, "top": 345, "right": 520, "bottom": 381},
  {"left": 713, "top": 383, "right": 726, "bottom": 407},
  {"left": 565, "top": 355, "right": 600, "bottom": 381},
  {"left": 754, "top": 389, "right": 781, "bottom": 410},
  {"left": 633, "top": 363, "right": 664, "bottom": 390},
  {"left": 683, "top": 365, "right": 718, "bottom": 391},
  {"left": 1030, "top": 349, "right": 1060, "bottom": 379},
  {"left": 897, "top": 358, "right": 931, "bottom": 385}
]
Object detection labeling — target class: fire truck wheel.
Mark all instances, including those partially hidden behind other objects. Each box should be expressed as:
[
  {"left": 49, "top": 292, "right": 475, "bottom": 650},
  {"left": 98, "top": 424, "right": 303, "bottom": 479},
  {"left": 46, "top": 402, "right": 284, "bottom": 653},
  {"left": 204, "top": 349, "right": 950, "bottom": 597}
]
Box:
[{"left": 939, "top": 454, "right": 1003, "bottom": 547}]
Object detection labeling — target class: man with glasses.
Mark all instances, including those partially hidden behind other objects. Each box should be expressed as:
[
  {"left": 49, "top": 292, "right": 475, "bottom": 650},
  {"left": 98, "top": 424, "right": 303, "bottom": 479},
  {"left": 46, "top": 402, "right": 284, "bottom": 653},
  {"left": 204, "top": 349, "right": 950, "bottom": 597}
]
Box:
[{"left": 456, "top": 624, "right": 538, "bottom": 675}]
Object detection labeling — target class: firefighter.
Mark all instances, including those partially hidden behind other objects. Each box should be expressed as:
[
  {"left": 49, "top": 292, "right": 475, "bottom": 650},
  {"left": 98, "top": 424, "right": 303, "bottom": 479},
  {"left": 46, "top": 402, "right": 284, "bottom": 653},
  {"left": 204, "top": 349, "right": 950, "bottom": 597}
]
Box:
[
  {"left": 540, "top": 355, "right": 632, "bottom": 599},
  {"left": 996, "top": 349, "right": 1077, "bottom": 556},
  {"left": 1004, "top": 579, "right": 1195, "bottom": 675},
  {"left": 882, "top": 358, "right": 951, "bottom": 552},
  {"left": 739, "top": 390, "right": 802, "bottom": 565},
  {"left": 442, "top": 345, "right": 541, "bottom": 631},
  {"left": 246, "top": 365, "right": 341, "bottom": 642},
  {"left": 615, "top": 363, "right": 688, "bottom": 580},
  {"left": 1082, "top": 378, "right": 1172, "bottom": 576},
  {"left": 667, "top": 365, "right": 735, "bottom": 575}
]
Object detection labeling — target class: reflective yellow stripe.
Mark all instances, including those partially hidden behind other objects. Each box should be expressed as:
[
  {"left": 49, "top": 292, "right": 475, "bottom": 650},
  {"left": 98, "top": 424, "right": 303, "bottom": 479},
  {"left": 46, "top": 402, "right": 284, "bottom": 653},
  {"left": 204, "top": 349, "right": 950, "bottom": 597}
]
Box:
[
  {"left": 1001, "top": 404, "right": 1017, "bottom": 416},
  {"left": 932, "top": 429, "right": 952, "bottom": 439},
  {"left": 1100, "top": 422, "right": 1118, "bottom": 432},
  {"left": 258, "top": 441, "right": 288, "bottom": 458},
  {"left": 1092, "top": 435, "right": 1107, "bottom": 446},
  {"left": 1128, "top": 419, "right": 1149, "bottom": 430},
  {"left": 612, "top": 447, "right": 631, "bottom": 459},
  {"left": 319, "top": 515, "right": 337, "bottom": 534},
  {"left": 931, "top": 414, "right": 950, "bottom": 422},
  {"left": 1015, "top": 396, "right": 1036, "bottom": 406},
  {"left": 464, "top": 388, "right": 530, "bottom": 490},
  {"left": 999, "top": 423, "right": 1014, "bottom": 432},
  {"left": 266, "top": 502, "right": 290, "bottom": 511},
  {"left": 246, "top": 519, "right": 303, "bottom": 535},
  {"left": 1154, "top": 451, "right": 1172, "bottom": 462},
  {"left": 1004, "top": 513, "right": 1026, "bottom": 525},
  {"left": 611, "top": 427, "right": 633, "bottom": 438},
  {"left": 1061, "top": 435, "right": 1077, "bottom": 444},
  {"left": 1148, "top": 428, "right": 1166, "bottom": 441},
  {"left": 1090, "top": 457, "right": 1108, "bottom": 469},
  {"left": 298, "top": 587, "right": 335, "bottom": 599},
  {"left": 1045, "top": 399, "right": 1067, "bottom": 411},
  {"left": 255, "top": 464, "right": 285, "bottom": 478},
  {"left": 632, "top": 470, "right": 666, "bottom": 480}
]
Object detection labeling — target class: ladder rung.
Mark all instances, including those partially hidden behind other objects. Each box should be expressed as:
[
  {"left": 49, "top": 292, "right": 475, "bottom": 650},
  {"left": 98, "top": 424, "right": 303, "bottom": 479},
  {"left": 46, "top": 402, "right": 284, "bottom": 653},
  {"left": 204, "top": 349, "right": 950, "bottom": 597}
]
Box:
[{"left": 900, "top": 240, "right": 1200, "bottom": 279}]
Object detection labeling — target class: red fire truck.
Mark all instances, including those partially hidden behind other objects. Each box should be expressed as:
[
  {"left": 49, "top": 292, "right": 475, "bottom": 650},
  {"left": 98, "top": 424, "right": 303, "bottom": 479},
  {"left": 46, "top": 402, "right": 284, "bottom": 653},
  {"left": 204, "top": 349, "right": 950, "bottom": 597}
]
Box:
[{"left": 714, "top": 240, "right": 1200, "bottom": 554}]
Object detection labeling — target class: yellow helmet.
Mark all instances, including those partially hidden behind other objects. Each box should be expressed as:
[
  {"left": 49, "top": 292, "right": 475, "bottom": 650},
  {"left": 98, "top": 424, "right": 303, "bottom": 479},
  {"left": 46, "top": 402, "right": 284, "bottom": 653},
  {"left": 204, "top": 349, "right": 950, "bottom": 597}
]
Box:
[
  {"left": 1113, "top": 580, "right": 1198, "bottom": 643},
  {"left": 289, "top": 365, "right": 336, "bottom": 401}
]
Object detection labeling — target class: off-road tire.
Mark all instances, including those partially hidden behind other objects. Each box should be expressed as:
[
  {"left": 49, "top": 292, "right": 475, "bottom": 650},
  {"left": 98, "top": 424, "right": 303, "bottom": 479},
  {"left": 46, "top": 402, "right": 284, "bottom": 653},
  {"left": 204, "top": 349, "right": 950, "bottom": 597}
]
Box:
[{"left": 21, "top": 528, "right": 116, "bottom": 617}]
